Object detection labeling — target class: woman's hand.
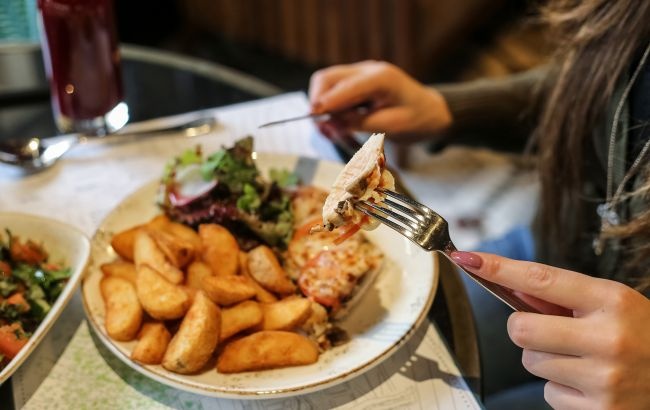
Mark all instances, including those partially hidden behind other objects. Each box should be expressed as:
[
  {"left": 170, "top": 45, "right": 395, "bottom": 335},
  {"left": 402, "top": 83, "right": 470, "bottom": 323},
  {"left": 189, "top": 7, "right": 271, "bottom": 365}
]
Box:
[
  {"left": 450, "top": 251, "right": 650, "bottom": 410},
  {"left": 309, "top": 61, "right": 452, "bottom": 142}
]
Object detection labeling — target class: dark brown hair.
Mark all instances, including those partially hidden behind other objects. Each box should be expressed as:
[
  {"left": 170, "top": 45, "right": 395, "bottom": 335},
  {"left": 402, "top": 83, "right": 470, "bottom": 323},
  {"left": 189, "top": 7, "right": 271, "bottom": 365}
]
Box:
[{"left": 537, "top": 0, "right": 650, "bottom": 289}]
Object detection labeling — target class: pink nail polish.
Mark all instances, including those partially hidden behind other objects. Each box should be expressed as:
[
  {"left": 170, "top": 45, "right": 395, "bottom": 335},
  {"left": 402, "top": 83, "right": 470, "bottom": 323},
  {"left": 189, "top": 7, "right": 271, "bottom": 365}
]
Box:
[{"left": 450, "top": 251, "right": 483, "bottom": 269}]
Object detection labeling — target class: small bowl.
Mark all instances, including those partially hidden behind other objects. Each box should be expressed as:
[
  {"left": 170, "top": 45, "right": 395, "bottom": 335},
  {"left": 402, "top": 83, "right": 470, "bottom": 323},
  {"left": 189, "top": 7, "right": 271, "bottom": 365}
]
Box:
[{"left": 0, "top": 212, "right": 90, "bottom": 384}]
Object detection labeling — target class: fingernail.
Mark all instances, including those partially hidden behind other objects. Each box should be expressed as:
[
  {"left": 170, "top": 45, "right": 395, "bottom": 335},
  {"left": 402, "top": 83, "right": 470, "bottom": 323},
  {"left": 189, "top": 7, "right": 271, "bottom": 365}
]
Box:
[{"left": 450, "top": 251, "right": 483, "bottom": 269}]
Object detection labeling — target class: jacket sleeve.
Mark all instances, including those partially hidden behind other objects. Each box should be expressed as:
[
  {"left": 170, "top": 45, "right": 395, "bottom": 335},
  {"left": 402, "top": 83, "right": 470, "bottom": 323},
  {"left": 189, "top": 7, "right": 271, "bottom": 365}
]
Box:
[{"left": 435, "top": 65, "right": 550, "bottom": 152}]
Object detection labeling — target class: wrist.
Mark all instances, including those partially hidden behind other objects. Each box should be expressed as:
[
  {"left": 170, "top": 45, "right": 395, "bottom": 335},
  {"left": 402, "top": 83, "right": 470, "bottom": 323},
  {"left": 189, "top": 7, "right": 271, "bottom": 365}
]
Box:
[{"left": 423, "top": 87, "right": 453, "bottom": 134}]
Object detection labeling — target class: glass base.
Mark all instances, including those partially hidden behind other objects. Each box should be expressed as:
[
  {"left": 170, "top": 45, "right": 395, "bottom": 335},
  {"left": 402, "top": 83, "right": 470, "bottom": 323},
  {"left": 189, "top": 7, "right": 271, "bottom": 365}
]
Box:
[{"left": 55, "top": 101, "right": 130, "bottom": 136}]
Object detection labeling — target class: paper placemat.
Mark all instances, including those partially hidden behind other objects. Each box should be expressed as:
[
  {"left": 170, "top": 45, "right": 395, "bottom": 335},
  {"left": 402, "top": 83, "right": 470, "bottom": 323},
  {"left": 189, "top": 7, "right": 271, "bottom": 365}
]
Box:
[{"left": 22, "top": 320, "right": 479, "bottom": 410}]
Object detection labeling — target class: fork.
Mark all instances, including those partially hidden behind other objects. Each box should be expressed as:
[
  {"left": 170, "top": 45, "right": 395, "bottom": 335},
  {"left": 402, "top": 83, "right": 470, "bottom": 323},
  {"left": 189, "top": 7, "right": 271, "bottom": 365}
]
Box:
[{"left": 354, "top": 188, "right": 542, "bottom": 313}]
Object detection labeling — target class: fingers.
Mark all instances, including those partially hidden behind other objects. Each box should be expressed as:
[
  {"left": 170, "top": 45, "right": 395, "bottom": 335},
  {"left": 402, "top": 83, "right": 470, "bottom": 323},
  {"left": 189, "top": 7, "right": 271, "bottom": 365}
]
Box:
[
  {"left": 450, "top": 251, "right": 605, "bottom": 312},
  {"left": 508, "top": 312, "right": 593, "bottom": 356},
  {"left": 359, "top": 107, "right": 412, "bottom": 133},
  {"left": 311, "top": 62, "right": 400, "bottom": 114},
  {"left": 512, "top": 291, "right": 573, "bottom": 316},
  {"left": 544, "top": 381, "right": 586, "bottom": 410},
  {"left": 309, "top": 65, "right": 355, "bottom": 108},
  {"left": 522, "top": 350, "right": 593, "bottom": 392}
]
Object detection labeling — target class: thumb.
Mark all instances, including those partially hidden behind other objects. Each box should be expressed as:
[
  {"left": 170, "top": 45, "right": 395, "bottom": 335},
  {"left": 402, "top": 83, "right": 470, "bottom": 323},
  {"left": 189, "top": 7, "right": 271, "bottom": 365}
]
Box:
[{"left": 358, "top": 107, "right": 412, "bottom": 133}]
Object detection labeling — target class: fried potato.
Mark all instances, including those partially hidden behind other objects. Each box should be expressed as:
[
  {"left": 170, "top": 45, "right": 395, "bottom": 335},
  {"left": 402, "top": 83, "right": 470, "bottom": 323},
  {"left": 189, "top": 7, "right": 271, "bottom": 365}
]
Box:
[
  {"left": 100, "top": 260, "right": 136, "bottom": 285},
  {"left": 136, "top": 265, "right": 190, "bottom": 320},
  {"left": 110, "top": 225, "right": 142, "bottom": 262},
  {"left": 162, "top": 291, "right": 221, "bottom": 374},
  {"left": 201, "top": 275, "right": 256, "bottom": 306},
  {"left": 100, "top": 276, "right": 143, "bottom": 341},
  {"left": 198, "top": 224, "right": 239, "bottom": 276},
  {"left": 247, "top": 246, "right": 296, "bottom": 295},
  {"left": 220, "top": 300, "right": 263, "bottom": 342},
  {"left": 181, "top": 285, "right": 198, "bottom": 305},
  {"left": 131, "top": 322, "right": 171, "bottom": 365},
  {"left": 260, "top": 297, "right": 311, "bottom": 331},
  {"left": 145, "top": 214, "right": 169, "bottom": 228},
  {"left": 134, "top": 230, "right": 183, "bottom": 285},
  {"left": 217, "top": 331, "right": 319, "bottom": 373},
  {"left": 147, "top": 228, "right": 195, "bottom": 269},
  {"left": 239, "top": 252, "right": 277, "bottom": 303},
  {"left": 186, "top": 261, "right": 213, "bottom": 290},
  {"left": 166, "top": 221, "right": 202, "bottom": 253}
]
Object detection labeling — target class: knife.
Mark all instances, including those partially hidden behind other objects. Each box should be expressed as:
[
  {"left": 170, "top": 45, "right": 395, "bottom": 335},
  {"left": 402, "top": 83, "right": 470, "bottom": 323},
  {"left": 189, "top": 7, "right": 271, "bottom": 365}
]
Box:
[{"left": 258, "top": 102, "right": 372, "bottom": 128}]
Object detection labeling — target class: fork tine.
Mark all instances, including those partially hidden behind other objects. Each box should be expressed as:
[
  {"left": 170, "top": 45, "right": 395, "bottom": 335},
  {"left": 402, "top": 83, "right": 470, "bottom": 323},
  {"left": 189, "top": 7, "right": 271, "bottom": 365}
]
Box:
[
  {"left": 354, "top": 203, "right": 416, "bottom": 239},
  {"left": 377, "top": 188, "right": 434, "bottom": 216},
  {"left": 361, "top": 200, "right": 421, "bottom": 230},
  {"left": 383, "top": 198, "right": 427, "bottom": 223}
]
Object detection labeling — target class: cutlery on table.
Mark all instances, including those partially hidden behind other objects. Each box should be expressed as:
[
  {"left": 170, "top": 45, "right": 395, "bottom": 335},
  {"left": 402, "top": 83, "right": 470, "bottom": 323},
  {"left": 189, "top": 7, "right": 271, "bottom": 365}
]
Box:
[
  {"left": 258, "top": 102, "right": 372, "bottom": 128},
  {"left": 0, "top": 116, "right": 218, "bottom": 171},
  {"left": 355, "top": 188, "right": 542, "bottom": 313}
]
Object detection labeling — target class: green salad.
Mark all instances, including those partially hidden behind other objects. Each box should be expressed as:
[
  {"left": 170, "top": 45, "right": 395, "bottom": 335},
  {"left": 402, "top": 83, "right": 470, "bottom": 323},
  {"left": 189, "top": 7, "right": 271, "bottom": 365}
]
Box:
[
  {"left": 0, "top": 230, "right": 70, "bottom": 369},
  {"left": 158, "top": 137, "right": 299, "bottom": 249}
]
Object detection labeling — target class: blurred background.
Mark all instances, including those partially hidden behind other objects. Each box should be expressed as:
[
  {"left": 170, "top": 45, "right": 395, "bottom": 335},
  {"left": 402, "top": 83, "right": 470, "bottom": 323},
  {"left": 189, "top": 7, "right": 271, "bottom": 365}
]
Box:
[
  {"left": 2, "top": 0, "right": 551, "bottom": 90},
  {"left": 124, "top": 0, "right": 550, "bottom": 88}
]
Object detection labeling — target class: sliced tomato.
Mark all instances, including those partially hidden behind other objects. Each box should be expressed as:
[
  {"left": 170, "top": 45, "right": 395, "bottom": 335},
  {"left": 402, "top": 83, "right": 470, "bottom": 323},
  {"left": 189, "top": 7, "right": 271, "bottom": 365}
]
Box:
[
  {"left": 10, "top": 239, "right": 47, "bottom": 264},
  {"left": 333, "top": 223, "right": 361, "bottom": 245},
  {"left": 0, "top": 261, "right": 11, "bottom": 277},
  {"left": 6, "top": 293, "right": 30, "bottom": 312},
  {"left": 0, "top": 323, "right": 28, "bottom": 360},
  {"left": 292, "top": 216, "right": 323, "bottom": 241}
]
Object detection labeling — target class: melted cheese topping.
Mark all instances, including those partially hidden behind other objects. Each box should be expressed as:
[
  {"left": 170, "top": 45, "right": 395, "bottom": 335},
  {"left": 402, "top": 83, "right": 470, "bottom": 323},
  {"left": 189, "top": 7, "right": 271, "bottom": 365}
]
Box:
[{"left": 287, "top": 226, "right": 382, "bottom": 311}]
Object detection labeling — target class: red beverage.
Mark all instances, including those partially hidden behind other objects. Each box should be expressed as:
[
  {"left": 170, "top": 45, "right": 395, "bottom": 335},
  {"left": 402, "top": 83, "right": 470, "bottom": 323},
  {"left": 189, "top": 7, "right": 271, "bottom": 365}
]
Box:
[{"left": 37, "top": 0, "right": 128, "bottom": 134}]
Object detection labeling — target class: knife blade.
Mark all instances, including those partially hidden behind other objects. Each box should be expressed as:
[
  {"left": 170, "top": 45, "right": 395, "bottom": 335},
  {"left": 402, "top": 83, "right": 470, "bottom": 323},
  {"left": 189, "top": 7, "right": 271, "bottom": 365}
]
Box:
[
  {"left": 257, "top": 102, "right": 372, "bottom": 129},
  {"left": 258, "top": 112, "right": 332, "bottom": 128}
]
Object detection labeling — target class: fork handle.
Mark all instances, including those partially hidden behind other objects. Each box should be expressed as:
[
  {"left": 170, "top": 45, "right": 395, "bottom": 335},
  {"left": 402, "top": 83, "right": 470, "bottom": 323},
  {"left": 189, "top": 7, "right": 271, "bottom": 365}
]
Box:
[{"left": 441, "top": 248, "right": 542, "bottom": 314}]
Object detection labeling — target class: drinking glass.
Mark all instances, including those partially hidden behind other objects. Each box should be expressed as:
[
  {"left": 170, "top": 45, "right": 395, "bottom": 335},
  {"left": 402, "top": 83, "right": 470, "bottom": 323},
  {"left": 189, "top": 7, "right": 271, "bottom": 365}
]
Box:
[{"left": 37, "top": 0, "right": 129, "bottom": 135}]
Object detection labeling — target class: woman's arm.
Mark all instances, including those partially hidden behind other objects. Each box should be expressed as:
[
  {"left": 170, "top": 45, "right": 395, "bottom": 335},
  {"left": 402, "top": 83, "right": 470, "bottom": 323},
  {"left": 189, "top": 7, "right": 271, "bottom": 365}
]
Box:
[
  {"left": 437, "top": 66, "right": 549, "bottom": 151},
  {"left": 309, "top": 61, "right": 549, "bottom": 149}
]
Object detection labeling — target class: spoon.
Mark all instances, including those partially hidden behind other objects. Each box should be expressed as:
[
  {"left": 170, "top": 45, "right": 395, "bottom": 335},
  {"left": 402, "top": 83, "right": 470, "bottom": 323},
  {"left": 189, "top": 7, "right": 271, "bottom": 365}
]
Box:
[{"left": 0, "top": 116, "right": 218, "bottom": 171}]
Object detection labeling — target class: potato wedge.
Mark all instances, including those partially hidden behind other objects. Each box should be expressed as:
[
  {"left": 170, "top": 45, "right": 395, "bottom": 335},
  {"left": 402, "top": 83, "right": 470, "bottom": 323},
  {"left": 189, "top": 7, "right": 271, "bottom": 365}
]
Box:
[
  {"left": 146, "top": 214, "right": 171, "bottom": 230},
  {"left": 100, "top": 260, "right": 137, "bottom": 285},
  {"left": 201, "top": 275, "right": 256, "bottom": 306},
  {"left": 100, "top": 276, "right": 142, "bottom": 341},
  {"left": 162, "top": 291, "right": 221, "bottom": 374},
  {"left": 260, "top": 297, "right": 311, "bottom": 331},
  {"left": 110, "top": 225, "right": 142, "bottom": 262},
  {"left": 220, "top": 300, "right": 263, "bottom": 341},
  {"left": 198, "top": 224, "right": 239, "bottom": 276},
  {"left": 181, "top": 285, "right": 198, "bottom": 305},
  {"left": 131, "top": 322, "right": 171, "bottom": 365},
  {"left": 239, "top": 252, "right": 277, "bottom": 303},
  {"left": 186, "top": 261, "right": 213, "bottom": 290},
  {"left": 247, "top": 245, "right": 296, "bottom": 295},
  {"left": 134, "top": 230, "right": 183, "bottom": 284},
  {"left": 136, "top": 265, "right": 190, "bottom": 320},
  {"left": 166, "top": 221, "right": 202, "bottom": 253},
  {"left": 147, "top": 228, "right": 195, "bottom": 269},
  {"left": 217, "top": 331, "right": 318, "bottom": 373}
]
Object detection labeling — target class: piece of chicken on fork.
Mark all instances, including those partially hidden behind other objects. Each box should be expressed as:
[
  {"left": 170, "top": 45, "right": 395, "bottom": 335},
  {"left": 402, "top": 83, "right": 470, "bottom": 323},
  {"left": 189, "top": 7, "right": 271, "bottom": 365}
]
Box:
[{"left": 311, "top": 133, "right": 395, "bottom": 243}]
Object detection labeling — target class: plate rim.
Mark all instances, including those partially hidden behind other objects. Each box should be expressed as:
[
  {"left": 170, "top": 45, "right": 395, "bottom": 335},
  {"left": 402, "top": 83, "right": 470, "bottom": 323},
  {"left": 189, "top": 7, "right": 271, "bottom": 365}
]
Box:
[
  {"left": 0, "top": 212, "right": 91, "bottom": 385},
  {"left": 81, "top": 153, "right": 438, "bottom": 399}
]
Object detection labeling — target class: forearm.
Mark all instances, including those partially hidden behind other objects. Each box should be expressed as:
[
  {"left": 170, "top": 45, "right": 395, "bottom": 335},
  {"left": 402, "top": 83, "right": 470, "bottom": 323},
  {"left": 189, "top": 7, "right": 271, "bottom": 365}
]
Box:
[{"left": 436, "top": 66, "right": 550, "bottom": 151}]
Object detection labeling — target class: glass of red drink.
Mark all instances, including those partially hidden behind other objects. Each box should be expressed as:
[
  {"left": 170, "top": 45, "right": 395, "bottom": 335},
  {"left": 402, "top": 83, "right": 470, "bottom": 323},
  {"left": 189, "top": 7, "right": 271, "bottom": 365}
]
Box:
[{"left": 37, "top": 0, "right": 129, "bottom": 135}]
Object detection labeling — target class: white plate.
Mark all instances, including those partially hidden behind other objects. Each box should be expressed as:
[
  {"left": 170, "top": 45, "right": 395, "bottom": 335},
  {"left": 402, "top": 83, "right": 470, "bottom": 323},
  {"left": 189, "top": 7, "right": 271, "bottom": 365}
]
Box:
[
  {"left": 81, "top": 153, "right": 437, "bottom": 399},
  {"left": 0, "top": 212, "right": 90, "bottom": 384}
]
